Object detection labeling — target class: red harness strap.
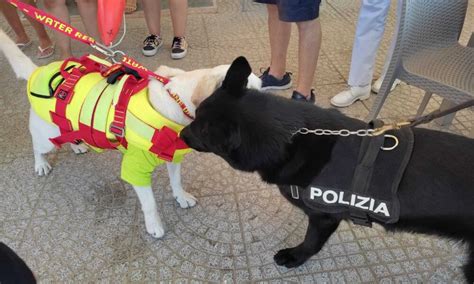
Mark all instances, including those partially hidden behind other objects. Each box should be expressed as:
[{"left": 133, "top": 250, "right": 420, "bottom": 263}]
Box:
[
  {"left": 48, "top": 56, "right": 189, "bottom": 161},
  {"left": 107, "top": 76, "right": 190, "bottom": 161},
  {"left": 109, "top": 76, "right": 148, "bottom": 147},
  {"left": 149, "top": 126, "right": 189, "bottom": 162},
  {"left": 50, "top": 56, "right": 115, "bottom": 148}
]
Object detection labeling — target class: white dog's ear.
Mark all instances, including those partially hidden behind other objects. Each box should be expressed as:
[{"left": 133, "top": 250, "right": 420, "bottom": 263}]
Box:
[{"left": 191, "top": 74, "right": 222, "bottom": 106}]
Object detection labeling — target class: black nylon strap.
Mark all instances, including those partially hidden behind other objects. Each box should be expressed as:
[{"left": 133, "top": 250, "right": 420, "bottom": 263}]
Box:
[{"left": 349, "top": 120, "right": 385, "bottom": 227}]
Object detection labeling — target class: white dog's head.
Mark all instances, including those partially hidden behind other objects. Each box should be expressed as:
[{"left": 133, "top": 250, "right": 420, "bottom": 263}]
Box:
[
  {"left": 190, "top": 64, "right": 261, "bottom": 106},
  {"left": 148, "top": 64, "right": 262, "bottom": 126}
]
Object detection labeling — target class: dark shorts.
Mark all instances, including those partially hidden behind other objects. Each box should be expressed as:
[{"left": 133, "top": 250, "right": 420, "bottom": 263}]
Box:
[{"left": 255, "top": 0, "right": 321, "bottom": 22}]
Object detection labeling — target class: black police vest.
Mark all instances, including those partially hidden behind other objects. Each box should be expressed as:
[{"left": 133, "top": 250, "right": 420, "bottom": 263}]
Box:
[{"left": 289, "top": 122, "right": 414, "bottom": 227}]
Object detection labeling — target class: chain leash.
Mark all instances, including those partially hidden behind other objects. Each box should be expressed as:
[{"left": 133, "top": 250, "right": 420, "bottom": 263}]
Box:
[
  {"left": 292, "top": 124, "right": 402, "bottom": 151},
  {"left": 292, "top": 128, "right": 375, "bottom": 137}
]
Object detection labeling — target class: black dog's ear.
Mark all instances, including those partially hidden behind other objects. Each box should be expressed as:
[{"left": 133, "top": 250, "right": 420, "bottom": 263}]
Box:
[{"left": 222, "top": 56, "right": 252, "bottom": 96}]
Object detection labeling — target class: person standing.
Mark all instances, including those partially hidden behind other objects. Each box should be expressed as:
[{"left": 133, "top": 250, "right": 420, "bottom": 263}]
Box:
[
  {"left": 256, "top": 0, "right": 322, "bottom": 103},
  {"left": 0, "top": 0, "right": 55, "bottom": 58},
  {"left": 141, "top": 0, "right": 188, "bottom": 59},
  {"left": 43, "top": 0, "right": 100, "bottom": 59},
  {"left": 330, "top": 0, "right": 400, "bottom": 107}
]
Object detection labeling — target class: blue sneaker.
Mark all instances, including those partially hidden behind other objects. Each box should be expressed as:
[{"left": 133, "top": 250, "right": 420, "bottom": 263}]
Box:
[
  {"left": 291, "top": 89, "right": 315, "bottom": 103},
  {"left": 260, "top": 68, "right": 292, "bottom": 90}
]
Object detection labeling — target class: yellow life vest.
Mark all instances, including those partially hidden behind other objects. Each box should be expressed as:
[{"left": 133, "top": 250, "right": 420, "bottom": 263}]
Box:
[{"left": 26, "top": 55, "right": 191, "bottom": 164}]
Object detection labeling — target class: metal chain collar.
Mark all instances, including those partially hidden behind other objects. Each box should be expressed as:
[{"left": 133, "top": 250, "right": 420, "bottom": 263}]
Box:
[
  {"left": 292, "top": 128, "right": 375, "bottom": 137},
  {"left": 292, "top": 127, "right": 400, "bottom": 151}
]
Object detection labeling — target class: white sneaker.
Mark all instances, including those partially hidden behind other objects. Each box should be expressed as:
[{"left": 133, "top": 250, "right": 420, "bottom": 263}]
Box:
[
  {"left": 371, "top": 77, "right": 401, "bottom": 94},
  {"left": 330, "top": 85, "right": 371, "bottom": 107}
]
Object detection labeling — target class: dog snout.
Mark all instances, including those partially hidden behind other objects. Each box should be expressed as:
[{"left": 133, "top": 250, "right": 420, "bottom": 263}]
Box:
[
  {"left": 180, "top": 126, "right": 205, "bottom": 151},
  {"left": 180, "top": 127, "right": 192, "bottom": 145}
]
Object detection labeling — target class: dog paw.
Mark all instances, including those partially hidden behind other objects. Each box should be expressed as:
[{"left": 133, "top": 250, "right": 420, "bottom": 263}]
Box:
[
  {"left": 35, "top": 162, "right": 52, "bottom": 176},
  {"left": 70, "top": 143, "right": 88, "bottom": 154},
  {"left": 144, "top": 214, "right": 165, "bottom": 239},
  {"left": 174, "top": 192, "right": 197, "bottom": 208},
  {"left": 146, "top": 224, "right": 165, "bottom": 239},
  {"left": 274, "top": 247, "right": 309, "bottom": 268}
]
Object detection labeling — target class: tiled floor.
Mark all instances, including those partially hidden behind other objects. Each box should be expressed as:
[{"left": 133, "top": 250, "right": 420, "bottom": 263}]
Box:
[{"left": 0, "top": 1, "right": 473, "bottom": 283}]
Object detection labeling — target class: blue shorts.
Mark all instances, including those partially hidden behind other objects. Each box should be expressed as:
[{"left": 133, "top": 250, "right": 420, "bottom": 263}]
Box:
[{"left": 255, "top": 0, "right": 321, "bottom": 22}]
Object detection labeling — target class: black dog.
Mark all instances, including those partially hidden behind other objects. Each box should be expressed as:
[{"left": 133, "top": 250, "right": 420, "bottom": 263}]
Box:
[
  {"left": 181, "top": 57, "right": 474, "bottom": 282},
  {"left": 0, "top": 242, "right": 36, "bottom": 283}
]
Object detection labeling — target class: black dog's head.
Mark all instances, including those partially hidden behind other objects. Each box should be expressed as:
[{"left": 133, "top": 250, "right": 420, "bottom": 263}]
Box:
[{"left": 180, "top": 56, "right": 298, "bottom": 172}]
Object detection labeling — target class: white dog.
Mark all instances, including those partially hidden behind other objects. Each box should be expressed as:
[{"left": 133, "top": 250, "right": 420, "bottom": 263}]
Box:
[{"left": 0, "top": 29, "right": 261, "bottom": 238}]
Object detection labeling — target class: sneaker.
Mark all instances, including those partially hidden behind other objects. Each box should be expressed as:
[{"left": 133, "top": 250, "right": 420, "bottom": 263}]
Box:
[
  {"left": 142, "top": 34, "right": 163, "bottom": 57},
  {"left": 171, "top": 37, "right": 188, "bottom": 59},
  {"left": 371, "top": 77, "right": 401, "bottom": 93},
  {"left": 260, "top": 68, "right": 292, "bottom": 90},
  {"left": 330, "top": 85, "right": 371, "bottom": 107},
  {"left": 291, "top": 89, "right": 315, "bottom": 103}
]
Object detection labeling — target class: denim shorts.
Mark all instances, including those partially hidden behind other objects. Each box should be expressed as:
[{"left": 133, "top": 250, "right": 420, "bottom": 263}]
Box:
[{"left": 255, "top": 0, "right": 321, "bottom": 22}]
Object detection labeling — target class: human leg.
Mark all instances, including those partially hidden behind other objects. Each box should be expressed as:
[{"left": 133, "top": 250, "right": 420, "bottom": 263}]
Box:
[
  {"left": 18, "top": 0, "right": 54, "bottom": 57},
  {"left": 142, "top": 0, "right": 162, "bottom": 36},
  {"left": 267, "top": 4, "right": 291, "bottom": 79},
  {"left": 255, "top": 0, "right": 292, "bottom": 90},
  {"left": 0, "top": 0, "right": 30, "bottom": 45},
  {"left": 348, "top": 0, "right": 392, "bottom": 88},
  {"left": 43, "top": 0, "right": 72, "bottom": 58},
  {"left": 294, "top": 18, "right": 321, "bottom": 99},
  {"left": 169, "top": 0, "right": 188, "bottom": 59},
  {"left": 141, "top": 0, "right": 163, "bottom": 56},
  {"left": 276, "top": 0, "right": 321, "bottom": 101},
  {"left": 331, "top": 0, "right": 392, "bottom": 107},
  {"left": 75, "top": 0, "right": 100, "bottom": 41},
  {"left": 169, "top": 0, "right": 187, "bottom": 38}
]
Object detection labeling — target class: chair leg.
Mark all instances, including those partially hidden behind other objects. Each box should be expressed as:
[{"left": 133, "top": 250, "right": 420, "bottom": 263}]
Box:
[
  {"left": 366, "top": 75, "right": 399, "bottom": 122},
  {"left": 470, "top": 106, "right": 474, "bottom": 139},
  {"left": 416, "top": 91, "right": 433, "bottom": 117},
  {"left": 435, "top": 99, "right": 456, "bottom": 127}
]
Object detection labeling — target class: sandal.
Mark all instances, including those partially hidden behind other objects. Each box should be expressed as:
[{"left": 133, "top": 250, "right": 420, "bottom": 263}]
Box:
[
  {"left": 37, "top": 44, "right": 55, "bottom": 59},
  {"left": 16, "top": 40, "right": 32, "bottom": 50}
]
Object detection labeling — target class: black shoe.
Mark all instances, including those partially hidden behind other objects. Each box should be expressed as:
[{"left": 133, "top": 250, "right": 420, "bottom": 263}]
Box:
[
  {"left": 142, "top": 34, "right": 163, "bottom": 57},
  {"left": 259, "top": 67, "right": 292, "bottom": 90},
  {"left": 171, "top": 37, "right": 188, "bottom": 59},
  {"left": 291, "top": 89, "right": 315, "bottom": 103}
]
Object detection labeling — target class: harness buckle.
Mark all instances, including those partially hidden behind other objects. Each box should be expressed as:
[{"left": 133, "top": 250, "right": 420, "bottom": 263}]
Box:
[
  {"left": 350, "top": 212, "right": 372, "bottom": 227},
  {"left": 56, "top": 89, "right": 69, "bottom": 100},
  {"left": 371, "top": 121, "right": 411, "bottom": 136},
  {"left": 109, "top": 123, "right": 125, "bottom": 138},
  {"left": 290, "top": 185, "right": 300, "bottom": 199}
]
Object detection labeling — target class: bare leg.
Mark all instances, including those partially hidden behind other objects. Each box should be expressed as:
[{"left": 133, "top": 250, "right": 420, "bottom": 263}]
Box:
[
  {"left": 20, "top": 0, "right": 54, "bottom": 49},
  {"left": 0, "top": 0, "right": 30, "bottom": 44},
  {"left": 76, "top": 0, "right": 100, "bottom": 41},
  {"left": 43, "top": 0, "right": 72, "bottom": 59},
  {"left": 295, "top": 18, "right": 321, "bottom": 98},
  {"left": 142, "top": 0, "right": 162, "bottom": 35},
  {"left": 267, "top": 4, "right": 291, "bottom": 79},
  {"left": 169, "top": 0, "right": 187, "bottom": 37}
]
